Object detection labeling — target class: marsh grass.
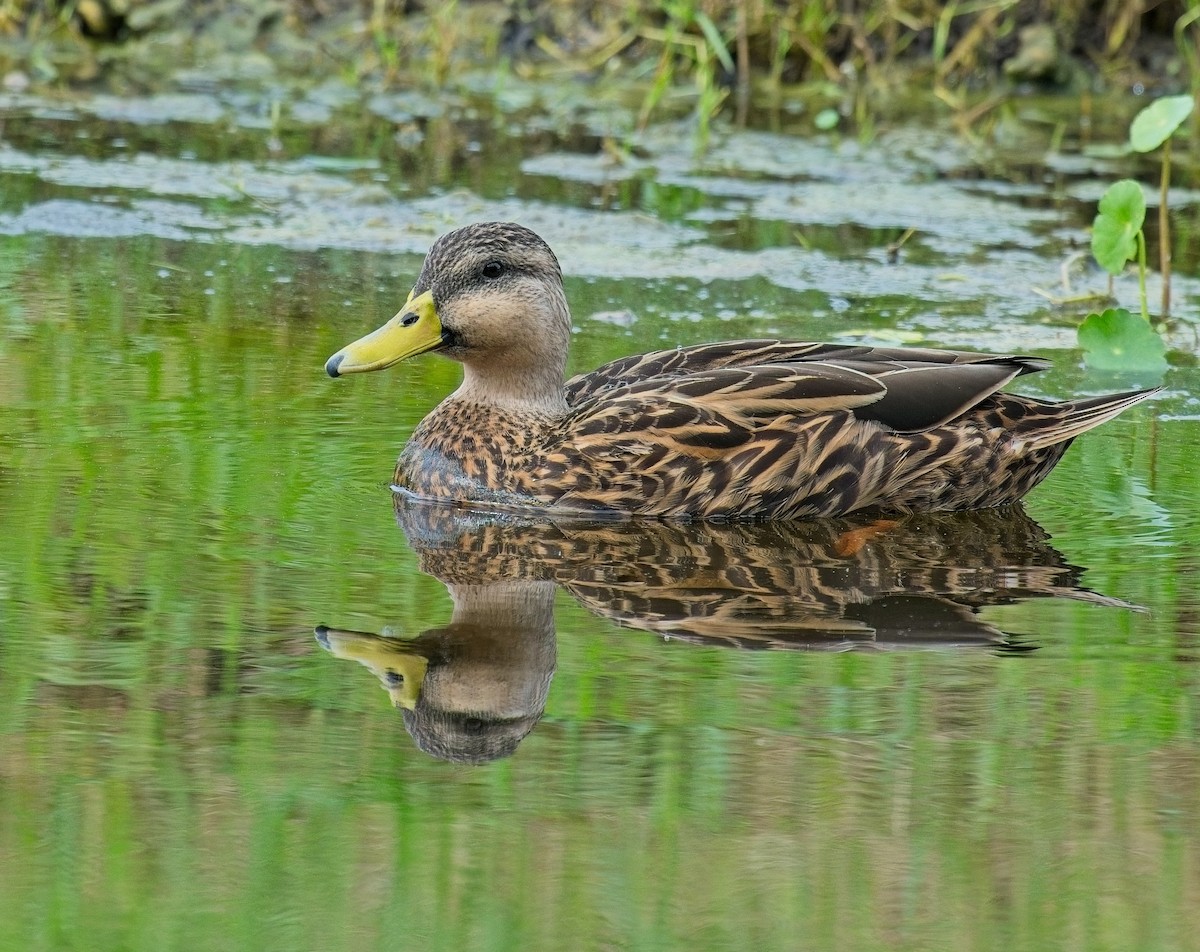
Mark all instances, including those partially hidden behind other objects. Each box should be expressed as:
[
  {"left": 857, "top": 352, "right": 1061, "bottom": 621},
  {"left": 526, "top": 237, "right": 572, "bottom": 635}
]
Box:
[{"left": 1, "top": 1, "right": 1196, "bottom": 125}]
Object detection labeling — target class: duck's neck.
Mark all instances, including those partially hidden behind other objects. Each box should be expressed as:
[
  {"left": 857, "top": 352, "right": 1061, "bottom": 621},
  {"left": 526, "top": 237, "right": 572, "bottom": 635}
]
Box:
[
  {"left": 447, "top": 580, "right": 558, "bottom": 634},
  {"left": 451, "top": 360, "right": 570, "bottom": 416}
]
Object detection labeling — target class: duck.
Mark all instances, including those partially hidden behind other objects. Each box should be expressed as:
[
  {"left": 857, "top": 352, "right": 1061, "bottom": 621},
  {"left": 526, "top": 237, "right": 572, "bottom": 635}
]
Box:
[{"left": 325, "top": 221, "right": 1157, "bottom": 520}]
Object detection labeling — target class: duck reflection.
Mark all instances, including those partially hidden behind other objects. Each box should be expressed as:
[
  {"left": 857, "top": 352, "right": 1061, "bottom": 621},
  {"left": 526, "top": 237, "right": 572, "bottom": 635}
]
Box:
[{"left": 317, "top": 501, "right": 1132, "bottom": 763}]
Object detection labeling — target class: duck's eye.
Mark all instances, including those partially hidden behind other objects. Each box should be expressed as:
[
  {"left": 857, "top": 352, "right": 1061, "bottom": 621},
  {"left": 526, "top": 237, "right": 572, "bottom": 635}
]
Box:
[{"left": 480, "top": 260, "right": 505, "bottom": 280}]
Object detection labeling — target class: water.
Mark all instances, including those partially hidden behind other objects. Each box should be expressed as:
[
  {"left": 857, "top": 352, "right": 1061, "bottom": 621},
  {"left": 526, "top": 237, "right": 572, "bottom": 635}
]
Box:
[{"left": 2, "top": 87, "right": 1200, "bottom": 951}]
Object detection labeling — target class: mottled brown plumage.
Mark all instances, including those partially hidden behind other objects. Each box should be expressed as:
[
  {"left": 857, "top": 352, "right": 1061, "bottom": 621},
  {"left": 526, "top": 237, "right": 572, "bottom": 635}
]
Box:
[{"left": 326, "top": 222, "right": 1157, "bottom": 520}]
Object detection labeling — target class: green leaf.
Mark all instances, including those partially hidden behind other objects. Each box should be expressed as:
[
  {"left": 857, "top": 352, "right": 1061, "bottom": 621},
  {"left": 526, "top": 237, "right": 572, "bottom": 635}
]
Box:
[
  {"left": 1129, "top": 94, "right": 1195, "bottom": 152},
  {"left": 1078, "top": 307, "right": 1167, "bottom": 372},
  {"left": 814, "top": 108, "right": 839, "bottom": 131},
  {"left": 694, "top": 12, "right": 736, "bottom": 74},
  {"left": 1091, "top": 179, "right": 1146, "bottom": 274}
]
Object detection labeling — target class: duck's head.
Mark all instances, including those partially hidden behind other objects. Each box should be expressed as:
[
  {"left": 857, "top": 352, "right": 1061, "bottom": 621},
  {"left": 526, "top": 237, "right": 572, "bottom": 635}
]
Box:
[{"left": 325, "top": 222, "right": 572, "bottom": 409}]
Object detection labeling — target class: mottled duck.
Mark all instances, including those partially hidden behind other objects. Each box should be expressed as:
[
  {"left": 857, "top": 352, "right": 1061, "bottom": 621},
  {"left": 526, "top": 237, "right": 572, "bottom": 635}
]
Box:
[{"left": 325, "top": 222, "right": 1155, "bottom": 520}]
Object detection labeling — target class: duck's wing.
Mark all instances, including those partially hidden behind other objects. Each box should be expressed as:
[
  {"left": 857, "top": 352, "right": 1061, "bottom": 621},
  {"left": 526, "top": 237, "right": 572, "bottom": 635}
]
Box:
[
  {"left": 546, "top": 363, "right": 890, "bottom": 517},
  {"left": 551, "top": 360, "right": 992, "bottom": 517},
  {"left": 567, "top": 341, "right": 1051, "bottom": 434},
  {"left": 569, "top": 363, "right": 887, "bottom": 450},
  {"left": 565, "top": 340, "right": 842, "bottom": 404}
]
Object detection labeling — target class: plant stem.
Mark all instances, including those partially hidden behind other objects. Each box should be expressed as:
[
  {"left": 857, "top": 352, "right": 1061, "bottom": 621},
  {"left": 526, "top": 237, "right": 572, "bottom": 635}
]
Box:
[
  {"left": 1159, "top": 137, "right": 1172, "bottom": 319},
  {"left": 736, "top": 0, "right": 750, "bottom": 126},
  {"left": 1137, "top": 229, "right": 1149, "bottom": 322}
]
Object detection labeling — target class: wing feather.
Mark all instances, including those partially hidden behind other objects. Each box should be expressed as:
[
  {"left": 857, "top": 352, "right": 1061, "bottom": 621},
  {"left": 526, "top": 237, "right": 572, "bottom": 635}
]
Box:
[
  {"left": 565, "top": 340, "right": 844, "bottom": 403},
  {"left": 565, "top": 340, "right": 1052, "bottom": 434},
  {"left": 570, "top": 362, "right": 887, "bottom": 441}
]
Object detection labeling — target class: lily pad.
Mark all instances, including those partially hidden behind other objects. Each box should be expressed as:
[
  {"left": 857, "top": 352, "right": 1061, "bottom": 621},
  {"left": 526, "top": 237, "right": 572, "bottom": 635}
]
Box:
[
  {"left": 1091, "top": 179, "right": 1145, "bottom": 274},
  {"left": 1129, "top": 94, "right": 1195, "bottom": 153},
  {"left": 1078, "top": 307, "right": 1167, "bottom": 372}
]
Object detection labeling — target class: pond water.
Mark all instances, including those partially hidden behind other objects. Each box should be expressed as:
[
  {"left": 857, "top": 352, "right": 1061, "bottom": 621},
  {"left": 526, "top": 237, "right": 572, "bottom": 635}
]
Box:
[{"left": 2, "top": 82, "right": 1200, "bottom": 951}]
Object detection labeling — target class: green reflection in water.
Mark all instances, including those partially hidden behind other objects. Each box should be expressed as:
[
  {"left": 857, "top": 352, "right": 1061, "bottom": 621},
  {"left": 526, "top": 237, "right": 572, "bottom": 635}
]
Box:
[{"left": 2, "top": 233, "right": 1199, "bottom": 952}]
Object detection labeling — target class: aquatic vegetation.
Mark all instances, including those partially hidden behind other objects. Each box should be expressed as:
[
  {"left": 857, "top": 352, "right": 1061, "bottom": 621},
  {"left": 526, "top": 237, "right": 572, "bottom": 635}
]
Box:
[
  {"left": 1079, "top": 94, "right": 1193, "bottom": 372},
  {"left": 1130, "top": 93, "right": 1195, "bottom": 318},
  {"left": 1077, "top": 306, "right": 1168, "bottom": 373}
]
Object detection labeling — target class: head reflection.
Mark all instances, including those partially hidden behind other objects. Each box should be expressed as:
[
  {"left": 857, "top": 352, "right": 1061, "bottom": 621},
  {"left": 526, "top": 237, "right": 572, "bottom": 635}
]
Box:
[{"left": 316, "top": 579, "right": 557, "bottom": 765}]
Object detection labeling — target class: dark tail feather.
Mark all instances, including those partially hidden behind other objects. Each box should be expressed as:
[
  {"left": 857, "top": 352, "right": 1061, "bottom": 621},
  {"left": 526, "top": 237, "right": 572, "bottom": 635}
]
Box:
[{"left": 1020, "top": 388, "right": 1160, "bottom": 452}]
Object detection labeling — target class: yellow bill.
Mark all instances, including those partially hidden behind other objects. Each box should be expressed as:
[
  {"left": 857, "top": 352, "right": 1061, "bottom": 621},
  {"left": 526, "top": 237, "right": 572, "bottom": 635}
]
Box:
[
  {"left": 315, "top": 625, "right": 429, "bottom": 710},
  {"left": 325, "top": 289, "right": 441, "bottom": 377}
]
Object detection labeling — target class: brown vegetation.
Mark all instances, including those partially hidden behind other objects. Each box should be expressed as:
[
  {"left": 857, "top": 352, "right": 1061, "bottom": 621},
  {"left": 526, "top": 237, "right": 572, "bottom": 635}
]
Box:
[{"left": 0, "top": 1, "right": 1195, "bottom": 105}]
